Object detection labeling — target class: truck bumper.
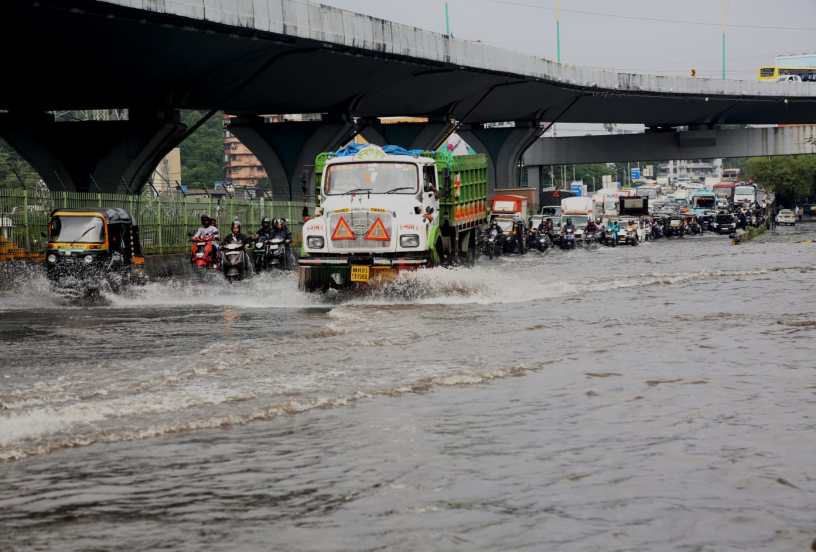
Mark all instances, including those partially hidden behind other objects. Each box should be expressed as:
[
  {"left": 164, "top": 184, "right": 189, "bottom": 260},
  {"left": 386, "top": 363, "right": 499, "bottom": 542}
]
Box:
[{"left": 298, "top": 257, "right": 428, "bottom": 291}]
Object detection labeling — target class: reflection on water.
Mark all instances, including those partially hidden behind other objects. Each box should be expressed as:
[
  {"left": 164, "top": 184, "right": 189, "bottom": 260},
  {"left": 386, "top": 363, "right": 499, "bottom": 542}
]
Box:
[{"left": 1, "top": 226, "right": 815, "bottom": 551}]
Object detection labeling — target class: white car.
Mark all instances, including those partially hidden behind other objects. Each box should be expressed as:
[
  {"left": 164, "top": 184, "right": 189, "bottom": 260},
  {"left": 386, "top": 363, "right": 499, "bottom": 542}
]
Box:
[{"left": 776, "top": 209, "right": 796, "bottom": 226}]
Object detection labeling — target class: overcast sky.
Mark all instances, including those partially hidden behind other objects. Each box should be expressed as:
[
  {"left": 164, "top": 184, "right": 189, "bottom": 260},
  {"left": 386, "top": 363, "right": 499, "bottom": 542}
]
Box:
[{"left": 320, "top": 0, "right": 815, "bottom": 80}]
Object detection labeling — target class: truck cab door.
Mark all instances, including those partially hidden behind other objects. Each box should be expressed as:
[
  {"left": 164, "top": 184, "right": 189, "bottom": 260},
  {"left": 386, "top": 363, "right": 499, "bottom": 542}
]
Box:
[{"left": 423, "top": 165, "right": 440, "bottom": 214}]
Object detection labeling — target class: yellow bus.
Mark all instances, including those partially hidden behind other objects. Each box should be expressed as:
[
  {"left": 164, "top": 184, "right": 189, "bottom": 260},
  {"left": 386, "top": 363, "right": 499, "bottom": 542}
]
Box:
[{"left": 758, "top": 66, "right": 816, "bottom": 82}]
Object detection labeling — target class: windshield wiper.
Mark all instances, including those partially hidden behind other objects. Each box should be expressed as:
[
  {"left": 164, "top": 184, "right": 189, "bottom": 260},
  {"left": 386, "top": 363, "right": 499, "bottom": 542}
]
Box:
[
  {"left": 343, "top": 188, "right": 372, "bottom": 195},
  {"left": 73, "top": 225, "right": 99, "bottom": 242},
  {"left": 385, "top": 187, "right": 415, "bottom": 194}
]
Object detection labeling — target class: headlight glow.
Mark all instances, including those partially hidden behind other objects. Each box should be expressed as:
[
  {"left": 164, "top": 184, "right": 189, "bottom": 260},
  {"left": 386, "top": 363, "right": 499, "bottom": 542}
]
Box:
[
  {"left": 307, "top": 236, "right": 325, "bottom": 249},
  {"left": 83, "top": 255, "right": 94, "bottom": 264},
  {"left": 400, "top": 234, "right": 420, "bottom": 248},
  {"left": 47, "top": 254, "right": 57, "bottom": 263}
]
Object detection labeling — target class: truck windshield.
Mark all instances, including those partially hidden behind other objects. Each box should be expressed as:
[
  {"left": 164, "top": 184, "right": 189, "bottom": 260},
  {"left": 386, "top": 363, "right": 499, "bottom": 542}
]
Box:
[
  {"left": 48, "top": 216, "right": 105, "bottom": 243},
  {"left": 563, "top": 215, "right": 589, "bottom": 228},
  {"left": 693, "top": 197, "right": 715, "bottom": 208},
  {"left": 325, "top": 162, "right": 418, "bottom": 195},
  {"left": 735, "top": 186, "right": 755, "bottom": 196}
]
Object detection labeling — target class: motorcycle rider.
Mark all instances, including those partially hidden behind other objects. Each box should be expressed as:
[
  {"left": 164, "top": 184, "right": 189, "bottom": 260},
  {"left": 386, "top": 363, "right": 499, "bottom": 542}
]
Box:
[
  {"left": 255, "top": 217, "right": 274, "bottom": 240},
  {"left": 272, "top": 218, "right": 293, "bottom": 244},
  {"left": 585, "top": 218, "right": 599, "bottom": 236},
  {"left": 191, "top": 215, "right": 220, "bottom": 264},
  {"left": 223, "top": 220, "right": 248, "bottom": 246},
  {"left": 513, "top": 214, "right": 526, "bottom": 253},
  {"left": 606, "top": 219, "right": 620, "bottom": 244}
]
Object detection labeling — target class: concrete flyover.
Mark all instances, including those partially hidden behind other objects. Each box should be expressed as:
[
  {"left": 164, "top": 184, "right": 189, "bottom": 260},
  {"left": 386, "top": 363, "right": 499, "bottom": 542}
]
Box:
[
  {"left": 2, "top": 0, "right": 816, "bottom": 196},
  {"left": 524, "top": 125, "right": 816, "bottom": 166}
]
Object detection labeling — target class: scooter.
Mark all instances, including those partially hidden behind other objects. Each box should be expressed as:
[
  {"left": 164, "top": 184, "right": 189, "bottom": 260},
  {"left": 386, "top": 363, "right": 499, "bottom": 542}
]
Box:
[
  {"left": 191, "top": 236, "right": 218, "bottom": 271},
  {"left": 221, "top": 242, "right": 250, "bottom": 282}
]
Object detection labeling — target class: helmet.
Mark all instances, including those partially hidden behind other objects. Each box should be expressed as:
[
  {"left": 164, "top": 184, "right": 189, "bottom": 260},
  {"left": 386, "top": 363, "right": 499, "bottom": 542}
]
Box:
[
  {"left": 261, "top": 217, "right": 271, "bottom": 227},
  {"left": 274, "top": 218, "right": 283, "bottom": 228},
  {"left": 231, "top": 220, "right": 241, "bottom": 233}
]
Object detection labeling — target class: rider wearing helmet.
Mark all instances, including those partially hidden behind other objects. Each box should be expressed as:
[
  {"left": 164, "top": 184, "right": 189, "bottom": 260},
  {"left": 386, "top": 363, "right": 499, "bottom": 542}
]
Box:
[
  {"left": 272, "top": 218, "right": 293, "bottom": 243},
  {"left": 256, "top": 217, "right": 274, "bottom": 240},
  {"left": 191, "top": 215, "right": 220, "bottom": 263},
  {"left": 223, "top": 220, "right": 248, "bottom": 246}
]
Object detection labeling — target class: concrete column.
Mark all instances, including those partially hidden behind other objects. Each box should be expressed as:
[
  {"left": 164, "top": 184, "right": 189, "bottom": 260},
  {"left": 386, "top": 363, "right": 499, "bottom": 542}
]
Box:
[
  {"left": 458, "top": 122, "right": 542, "bottom": 192},
  {"left": 228, "top": 116, "right": 357, "bottom": 201},
  {"left": 0, "top": 110, "right": 186, "bottom": 193}
]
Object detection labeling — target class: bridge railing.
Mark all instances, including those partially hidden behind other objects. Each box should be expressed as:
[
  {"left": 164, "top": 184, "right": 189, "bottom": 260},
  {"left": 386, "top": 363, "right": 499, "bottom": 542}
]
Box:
[{"left": 0, "top": 189, "right": 308, "bottom": 257}]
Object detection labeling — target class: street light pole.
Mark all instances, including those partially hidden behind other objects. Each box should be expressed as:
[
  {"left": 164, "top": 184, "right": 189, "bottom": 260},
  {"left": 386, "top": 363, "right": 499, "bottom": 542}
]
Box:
[
  {"left": 720, "top": 0, "right": 728, "bottom": 79},
  {"left": 445, "top": 1, "right": 451, "bottom": 37},
  {"left": 555, "top": 0, "right": 561, "bottom": 63}
]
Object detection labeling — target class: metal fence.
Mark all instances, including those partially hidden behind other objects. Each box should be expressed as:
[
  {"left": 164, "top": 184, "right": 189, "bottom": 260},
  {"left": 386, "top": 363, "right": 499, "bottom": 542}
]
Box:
[{"left": 0, "top": 189, "right": 307, "bottom": 255}]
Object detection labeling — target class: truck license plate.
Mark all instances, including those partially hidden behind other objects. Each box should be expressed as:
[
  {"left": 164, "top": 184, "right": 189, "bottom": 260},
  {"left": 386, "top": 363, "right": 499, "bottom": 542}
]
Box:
[{"left": 351, "top": 265, "right": 370, "bottom": 283}]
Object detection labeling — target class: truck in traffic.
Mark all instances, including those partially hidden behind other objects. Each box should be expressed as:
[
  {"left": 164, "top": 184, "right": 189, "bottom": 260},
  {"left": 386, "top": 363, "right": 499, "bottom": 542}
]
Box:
[
  {"left": 298, "top": 145, "right": 488, "bottom": 291},
  {"left": 712, "top": 182, "right": 735, "bottom": 206},
  {"left": 733, "top": 183, "right": 757, "bottom": 206}
]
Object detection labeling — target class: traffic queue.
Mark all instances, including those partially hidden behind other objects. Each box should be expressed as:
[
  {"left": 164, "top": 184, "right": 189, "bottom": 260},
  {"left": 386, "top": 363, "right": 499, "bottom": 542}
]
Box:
[{"left": 479, "top": 186, "right": 774, "bottom": 258}]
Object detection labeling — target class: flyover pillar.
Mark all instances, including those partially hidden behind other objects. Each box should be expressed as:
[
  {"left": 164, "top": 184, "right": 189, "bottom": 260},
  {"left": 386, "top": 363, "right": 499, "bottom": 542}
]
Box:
[
  {"left": 228, "top": 116, "right": 357, "bottom": 202},
  {"left": 458, "top": 122, "right": 542, "bottom": 192},
  {"left": 0, "top": 110, "right": 187, "bottom": 193}
]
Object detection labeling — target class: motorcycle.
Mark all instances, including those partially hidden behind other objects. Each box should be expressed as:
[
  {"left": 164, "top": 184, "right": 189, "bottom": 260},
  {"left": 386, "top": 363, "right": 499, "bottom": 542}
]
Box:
[
  {"left": 583, "top": 231, "right": 599, "bottom": 249},
  {"left": 560, "top": 227, "right": 576, "bottom": 250},
  {"left": 602, "top": 228, "right": 618, "bottom": 247},
  {"left": 527, "top": 229, "right": 551, "bottom": 252},
  {"left": 253, "top": 237, "right": 291, "bottom": 272},
  {"left": 481, "top": 228, "right": 502, "bottom": 259},
  {"left": 191, "top": 235, "right": 218, "bottom": 270},
  {"left": 221, "top": 242, "right": 250, "bottom": 282}
]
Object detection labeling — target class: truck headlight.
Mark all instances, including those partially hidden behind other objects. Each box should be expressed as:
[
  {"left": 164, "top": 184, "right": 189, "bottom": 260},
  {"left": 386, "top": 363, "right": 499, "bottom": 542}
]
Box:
[
  {"left": 47, "top": 254, "right": 57, "bottom": 263},
  {"left": 307, "top": 236, "right": 325, "bottom": 249},
  {"left": 84, "top": 255, "right": 94, "bottom": 264},
  {"left": 400, "top": 234, "right": 420, "bottom": 248}
]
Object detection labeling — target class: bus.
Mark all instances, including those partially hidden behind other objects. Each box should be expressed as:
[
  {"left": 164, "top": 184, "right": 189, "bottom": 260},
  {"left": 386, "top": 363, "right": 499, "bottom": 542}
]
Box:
[{"left": 758, "top": 66, "right": 816, "bottom": 82}]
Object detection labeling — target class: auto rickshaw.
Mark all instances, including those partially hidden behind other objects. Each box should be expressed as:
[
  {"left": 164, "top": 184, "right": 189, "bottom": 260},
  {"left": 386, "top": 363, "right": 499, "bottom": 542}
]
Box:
[
  {"left": 665, "top": 215, "right": 686, "bottom": 238},
  {"left": 44, "top": 208, "right": 146, "bottom": 297}
]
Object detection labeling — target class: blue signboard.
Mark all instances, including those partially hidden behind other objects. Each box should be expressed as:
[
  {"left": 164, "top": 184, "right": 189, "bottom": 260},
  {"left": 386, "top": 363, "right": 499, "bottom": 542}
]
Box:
[
  {"left": 570, "top": 183, "right": 583, "bottom": 197},
  {"left": 631, "top": 167, "right": 641, "bottom": 181}
]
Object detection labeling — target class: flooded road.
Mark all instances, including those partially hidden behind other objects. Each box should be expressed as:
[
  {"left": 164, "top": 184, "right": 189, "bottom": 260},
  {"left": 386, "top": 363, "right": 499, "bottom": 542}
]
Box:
[{"left": 1, "top": 226, "right": 815, "bottom": 551}]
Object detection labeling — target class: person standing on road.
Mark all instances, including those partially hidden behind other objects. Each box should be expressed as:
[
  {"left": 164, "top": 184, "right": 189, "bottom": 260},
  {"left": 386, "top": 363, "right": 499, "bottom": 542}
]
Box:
[{"left": 795, "top": 205, "right": 802, "bottom": 222}]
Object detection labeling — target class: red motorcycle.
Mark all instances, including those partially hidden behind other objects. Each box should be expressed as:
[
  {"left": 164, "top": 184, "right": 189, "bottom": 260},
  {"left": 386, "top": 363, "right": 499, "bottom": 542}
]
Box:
[{"left": 191, "top": 235, "right": 219, "bottom": 270}]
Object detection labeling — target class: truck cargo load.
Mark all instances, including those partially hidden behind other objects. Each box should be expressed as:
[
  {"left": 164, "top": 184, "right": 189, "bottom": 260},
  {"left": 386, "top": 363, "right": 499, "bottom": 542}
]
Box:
[
  {"left": 491, "top": 194, "right": 528, "bottom": 217},
  {"left": 619, "top": 196, "right": 649, "bottom": 217}
]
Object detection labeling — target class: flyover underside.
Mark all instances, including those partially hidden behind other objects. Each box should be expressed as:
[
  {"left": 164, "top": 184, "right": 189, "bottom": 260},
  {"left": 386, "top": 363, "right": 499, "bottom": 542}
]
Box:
[
  {"left": 228, "top": 118, "right": 357, "bottom": 202},
  {"left": 522, "top": 126, "right": 816, "bottom": 166},
  {"left": 3, "top": 1, "right": 816, "bottom": 127},
  {"left": 0, "top": 111, "right": 186, "bottom": 193}
]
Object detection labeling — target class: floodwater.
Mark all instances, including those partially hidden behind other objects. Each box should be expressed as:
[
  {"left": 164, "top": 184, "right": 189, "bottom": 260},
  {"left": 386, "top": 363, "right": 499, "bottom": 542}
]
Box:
[{"left": 1, "top": 226, "right": 815, "bottom": 551}]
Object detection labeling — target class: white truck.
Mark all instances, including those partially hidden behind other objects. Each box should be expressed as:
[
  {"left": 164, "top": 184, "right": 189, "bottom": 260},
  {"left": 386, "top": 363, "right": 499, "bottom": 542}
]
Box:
[{"left": 298, "top": 145, "right": 488, "bottom": 291}]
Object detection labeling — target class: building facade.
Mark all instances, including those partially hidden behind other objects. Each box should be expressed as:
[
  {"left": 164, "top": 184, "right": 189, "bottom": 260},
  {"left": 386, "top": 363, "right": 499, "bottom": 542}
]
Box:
[
  {"left": 149, "top": 147, "right": 182, "bottom": 194},
  {"left": 224, "top": 115, "right": 268, "bottom": 192},
  {"left": 657, "top": 159, "right": 722, "bottom": 184}
]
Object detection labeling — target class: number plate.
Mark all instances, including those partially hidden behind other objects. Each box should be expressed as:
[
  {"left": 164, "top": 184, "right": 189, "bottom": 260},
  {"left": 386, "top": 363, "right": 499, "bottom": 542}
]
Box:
[{"left": 350, "top": 265, "right": 370, "bottom": 283}]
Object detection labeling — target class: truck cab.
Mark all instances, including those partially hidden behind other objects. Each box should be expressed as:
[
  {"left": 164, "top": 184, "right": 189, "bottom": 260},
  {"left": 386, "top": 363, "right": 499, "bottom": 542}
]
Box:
[{"left": 299, "top": 145, "right": 487, "bottom": 291}]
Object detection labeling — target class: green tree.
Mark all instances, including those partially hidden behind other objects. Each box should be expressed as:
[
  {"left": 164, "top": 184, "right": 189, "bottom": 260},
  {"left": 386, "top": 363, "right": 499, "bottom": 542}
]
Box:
[
  {"left": 744, "top": 155, "right": 816, "bottom": 207},
  {"left": 179, "top": 111, "right": 225, "bottom": 189}
]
